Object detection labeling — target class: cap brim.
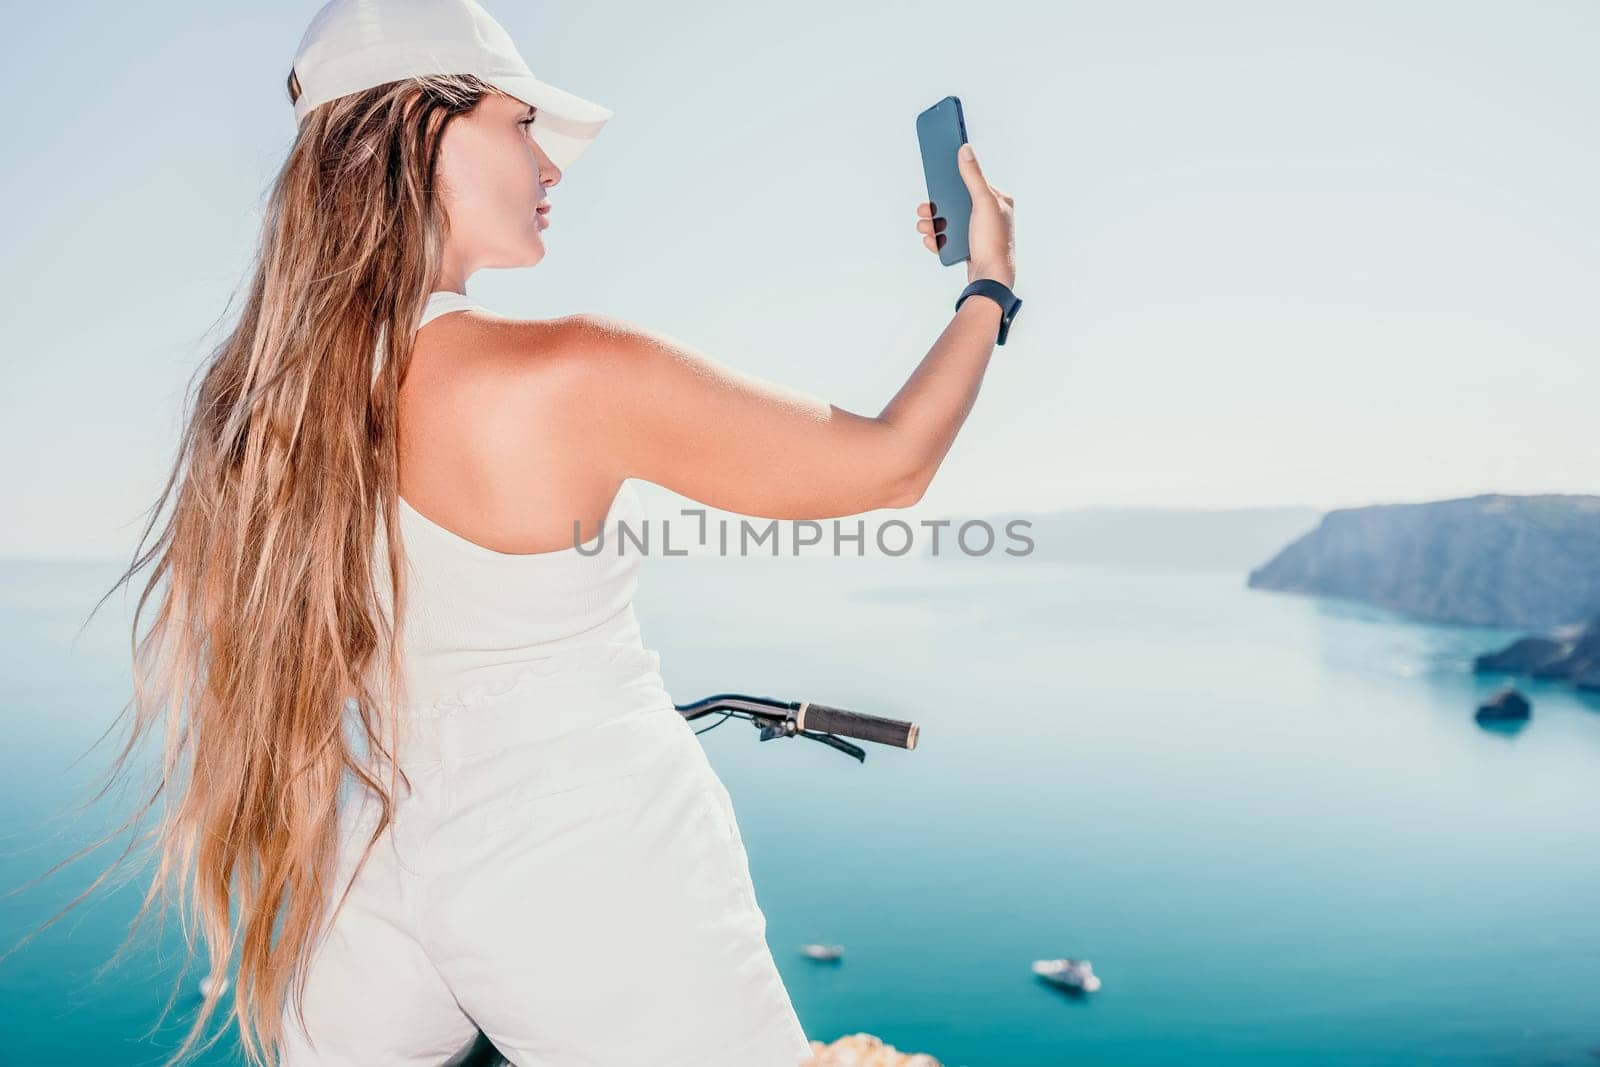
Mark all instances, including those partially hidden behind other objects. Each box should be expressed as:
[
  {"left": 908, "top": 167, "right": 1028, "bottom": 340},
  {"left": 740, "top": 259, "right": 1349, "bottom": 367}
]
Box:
[{"left": 486, "top": 73, "right": 613, "bottom": 171}]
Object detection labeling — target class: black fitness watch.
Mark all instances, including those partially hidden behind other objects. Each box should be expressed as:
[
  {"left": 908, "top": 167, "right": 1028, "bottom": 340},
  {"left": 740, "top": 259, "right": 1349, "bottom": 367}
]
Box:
[{"left": 955, "top": 278, "right": 1023, "bottom": 345}]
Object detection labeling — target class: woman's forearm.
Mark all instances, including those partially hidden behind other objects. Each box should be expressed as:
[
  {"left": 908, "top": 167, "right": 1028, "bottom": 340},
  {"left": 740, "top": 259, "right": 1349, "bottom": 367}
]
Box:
[{"left": 878, "top": 295, "right": 1007, "bottom": 502}]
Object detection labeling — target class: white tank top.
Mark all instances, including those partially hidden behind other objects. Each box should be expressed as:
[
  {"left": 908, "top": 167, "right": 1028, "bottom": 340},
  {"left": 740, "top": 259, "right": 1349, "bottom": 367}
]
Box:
[{"left": 366, "top": 290, "right": 660, "bottom": 717}]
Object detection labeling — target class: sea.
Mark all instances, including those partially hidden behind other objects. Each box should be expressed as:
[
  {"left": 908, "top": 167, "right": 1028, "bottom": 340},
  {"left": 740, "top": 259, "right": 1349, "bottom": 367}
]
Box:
[{"left": 2, "top": 547, "right": 1597, "bottom": 1065}]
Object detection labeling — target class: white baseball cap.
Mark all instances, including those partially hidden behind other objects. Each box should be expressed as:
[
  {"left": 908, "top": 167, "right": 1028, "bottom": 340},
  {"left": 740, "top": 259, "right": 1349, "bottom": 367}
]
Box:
[{"left": 290, "top": 0, "right": 614, "bottom": 171}]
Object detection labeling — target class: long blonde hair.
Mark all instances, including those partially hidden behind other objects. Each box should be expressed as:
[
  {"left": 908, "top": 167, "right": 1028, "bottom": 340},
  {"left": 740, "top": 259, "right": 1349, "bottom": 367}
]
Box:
[{"left": 1, "top": 71, "right": 506, "bottom": 1067}]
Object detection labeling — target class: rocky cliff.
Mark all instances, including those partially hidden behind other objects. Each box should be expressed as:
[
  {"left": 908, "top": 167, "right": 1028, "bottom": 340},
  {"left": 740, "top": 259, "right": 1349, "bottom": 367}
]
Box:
[
  {"left": 1247, "top": 493, "right": 1600, "bottom": 629},
  {"left": 1473, "top": 614, "right": 1600, "bottom": 689}
]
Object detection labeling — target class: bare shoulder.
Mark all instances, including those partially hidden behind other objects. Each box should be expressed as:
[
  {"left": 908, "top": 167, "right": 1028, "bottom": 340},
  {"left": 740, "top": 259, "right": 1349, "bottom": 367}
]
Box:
[
  {"left": 545, "top": 310, "right": 801, "bottom": 412},
  {"left": 414, "top": 309, "right": 657, "bottom": 386},
  {"left": 522, "top": 311, "right": 722, "bottom": 430},
  {"left": 398, "top": 309, "right": 630, "bottom": 534},
  {"left": 403, "top": 309, "right": 616, "bottom": 422},
  {"left": 553, "top": 310, "right": 651, "bottom": 350},
  {"left": 549, "top": 311, "right": 685, "bottom": 376},
  {"left": 410, "top": 307, "right": 576, "bottom": 380}
]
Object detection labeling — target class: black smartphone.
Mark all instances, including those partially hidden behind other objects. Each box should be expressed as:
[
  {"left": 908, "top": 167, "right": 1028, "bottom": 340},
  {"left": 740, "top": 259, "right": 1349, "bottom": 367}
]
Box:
[{"left": 916, "top": 95, "right": 970, "bottom": 267}]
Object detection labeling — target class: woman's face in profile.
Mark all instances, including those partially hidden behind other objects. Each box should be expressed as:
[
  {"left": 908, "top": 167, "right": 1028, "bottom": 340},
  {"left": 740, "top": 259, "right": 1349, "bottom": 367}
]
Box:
[{"left": 436, "top": 91, "right": 560, "bottom": 271}]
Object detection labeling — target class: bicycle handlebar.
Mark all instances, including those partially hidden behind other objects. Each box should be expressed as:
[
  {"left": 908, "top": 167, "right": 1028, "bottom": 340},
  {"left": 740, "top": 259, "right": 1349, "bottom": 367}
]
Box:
[
  {"left": 674, "top": 692, "right": 920, "bottom": 762},
  {"left": 794, "top": 701, "right": 919, "bottom": 749}
]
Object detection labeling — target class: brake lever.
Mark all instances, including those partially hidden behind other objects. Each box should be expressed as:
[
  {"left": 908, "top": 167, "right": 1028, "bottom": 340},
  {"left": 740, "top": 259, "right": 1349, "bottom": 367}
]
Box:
[
  {"left": 681, "top": 694, "right": 876, "bottom": 763},
  {"left": 760, "top": 720, "right": 866, "bottom": 762}
]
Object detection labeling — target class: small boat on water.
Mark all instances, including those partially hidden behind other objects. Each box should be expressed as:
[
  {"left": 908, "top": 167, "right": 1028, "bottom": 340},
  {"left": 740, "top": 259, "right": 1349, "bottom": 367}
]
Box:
[
  {"left": 1032, "top": 957, "right": 1101, "bottom": 993},
  {"left": 800, "top": 943, "right": 844, "bottom": 961}
]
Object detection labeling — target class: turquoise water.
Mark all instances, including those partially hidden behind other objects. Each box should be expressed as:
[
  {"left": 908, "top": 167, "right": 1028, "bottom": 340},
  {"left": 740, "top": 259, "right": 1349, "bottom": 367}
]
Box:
[{"left": 3, "top": 553, "right": 1599, "bottom": 1064}]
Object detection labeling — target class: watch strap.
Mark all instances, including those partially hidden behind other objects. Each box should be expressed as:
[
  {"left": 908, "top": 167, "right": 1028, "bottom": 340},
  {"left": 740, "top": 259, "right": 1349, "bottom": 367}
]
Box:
[{"left": 954, "top": 278, "right": 1022, "bottom": 345}]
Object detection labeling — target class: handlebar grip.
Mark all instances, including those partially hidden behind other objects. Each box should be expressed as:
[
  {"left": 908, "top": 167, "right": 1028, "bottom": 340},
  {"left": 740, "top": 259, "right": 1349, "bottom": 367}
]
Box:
[{"left": 796, "top": 701, "right": 920, "bottom": 750}]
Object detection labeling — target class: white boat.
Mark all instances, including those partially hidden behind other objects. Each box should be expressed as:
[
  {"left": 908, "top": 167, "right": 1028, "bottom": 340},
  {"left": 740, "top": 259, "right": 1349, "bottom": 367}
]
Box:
[
  {"left": 1032, "top": 957, "right": 1101, "bottom": 993},
  {"left": 199, "top": 972, "right": 230, "bottom": 998},
  {"left": 800, "top": 943, "right": 844, "bottom": 961}
]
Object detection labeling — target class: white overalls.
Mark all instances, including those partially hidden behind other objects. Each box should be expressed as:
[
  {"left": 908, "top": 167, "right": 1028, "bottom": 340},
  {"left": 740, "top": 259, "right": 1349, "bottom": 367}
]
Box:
[{"left": 276, "top": 291, "right": 813, "bottom": 1066}]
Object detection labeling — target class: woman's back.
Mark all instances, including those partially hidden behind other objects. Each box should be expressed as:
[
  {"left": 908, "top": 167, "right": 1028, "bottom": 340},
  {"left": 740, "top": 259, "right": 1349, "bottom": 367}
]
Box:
[{"left": 371, "top": 291, "right": 656, "bottom": 715}]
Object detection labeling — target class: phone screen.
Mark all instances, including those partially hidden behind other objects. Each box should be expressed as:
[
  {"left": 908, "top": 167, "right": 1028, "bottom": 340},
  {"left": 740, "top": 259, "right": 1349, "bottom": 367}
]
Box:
[{"left": 916, "top": 96, "right": 970, "bottom": 267}]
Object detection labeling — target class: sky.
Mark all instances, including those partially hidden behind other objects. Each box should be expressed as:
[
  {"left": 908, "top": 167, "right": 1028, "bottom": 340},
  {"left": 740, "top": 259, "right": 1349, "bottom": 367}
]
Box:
[{"left": 0, "top": 1, "right": 1595, "bottom": 558}]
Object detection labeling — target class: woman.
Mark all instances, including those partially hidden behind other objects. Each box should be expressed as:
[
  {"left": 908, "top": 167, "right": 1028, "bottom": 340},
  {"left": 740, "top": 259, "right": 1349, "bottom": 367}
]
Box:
[{"left": 60, "top": 0, "right": 1018, "bottom": 1064}]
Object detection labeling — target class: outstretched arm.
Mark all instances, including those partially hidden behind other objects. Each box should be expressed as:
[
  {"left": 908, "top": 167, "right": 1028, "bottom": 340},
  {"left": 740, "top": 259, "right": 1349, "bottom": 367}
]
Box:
[{"left": 567, "top": 299, "right": 1003, "bottom": 521}]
